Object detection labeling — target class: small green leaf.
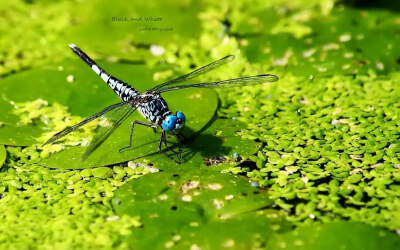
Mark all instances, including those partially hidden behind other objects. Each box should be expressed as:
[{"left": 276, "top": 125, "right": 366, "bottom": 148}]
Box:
[{"left": 92, "top": 167, "right": 114, "bottom": 179}]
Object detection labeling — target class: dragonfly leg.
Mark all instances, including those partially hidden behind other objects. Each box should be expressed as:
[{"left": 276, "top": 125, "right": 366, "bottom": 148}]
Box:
[
  {"left": 158, "top": 130, "right": 164, "bottom": 152},
  {"left": 175, "top": 133, "right": 184, "bottom": 162},
  {"left": 163, "top": 132, "right": 182, "bottom": 156},
  {"left": 158, "top": 130, "right": 182, "bottom": 164},
  {"left": 119, "top": 120, "right": 156, "bottom": 153}
]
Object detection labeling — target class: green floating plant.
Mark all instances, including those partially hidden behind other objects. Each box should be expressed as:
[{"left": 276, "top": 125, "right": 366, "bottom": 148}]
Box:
[
  {"left": 266, "top": 222, "right": 400, "bottom": 250},
  {"left": 218, "top": 71, "right": 400, "bottom": 229},
  {"left": 0, "top": 146, "right": 147, "bottom": 249},
  {"left": 113, "top": 168, "right": 291, "bottom": 249},
  {"left": 1, "top": 0, "right": 400, "bottom": 248},
  {"left": 0, "top": 1, "right": 72, "bottom": 76},
  {"left": 218, "top": 1, "right": 400, "bottom": 76}
]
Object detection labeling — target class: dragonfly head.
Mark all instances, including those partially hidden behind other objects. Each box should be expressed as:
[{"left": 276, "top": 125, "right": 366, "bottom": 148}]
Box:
[{"left": 162, "top": 111, "right": 186, "bottom": 131}]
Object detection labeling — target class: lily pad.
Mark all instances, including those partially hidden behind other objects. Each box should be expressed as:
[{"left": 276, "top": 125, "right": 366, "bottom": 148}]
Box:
[
  {"left": 265, "top": 222, "right": 400, "bottom": 250},
  {"left": 0, "top": 145, "right": 6, "bottom": 168},
  {"left": 113, "top": 168, "right": 290, "bottom": 249},
  {"left": 0, "top": 58, "right": 218, "bottom": 168}
]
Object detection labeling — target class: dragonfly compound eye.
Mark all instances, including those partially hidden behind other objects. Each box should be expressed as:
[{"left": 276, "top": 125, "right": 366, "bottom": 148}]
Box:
[
  {"left": 162, "top": 115, "right": 177, "bottom": 131},
  {"left": 176, "top": 111, "right": 185, "bottom": 122},
  {"left": 175, "top": 111, "right": 185, "bottom": 129}
]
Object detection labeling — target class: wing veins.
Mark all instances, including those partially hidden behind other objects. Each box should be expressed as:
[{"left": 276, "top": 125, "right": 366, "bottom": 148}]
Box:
[
  {"left": 81, "top": 106, "right": 136, "bottom": 160},
  {"left": 43, "top": 102, "right": 127, "bottom": 146},
  {"left": 148, "top": 55, "right": 235, "bottom": 92},
  {"left": 158, "top": 74, "right": 279, "bottom": 93}
]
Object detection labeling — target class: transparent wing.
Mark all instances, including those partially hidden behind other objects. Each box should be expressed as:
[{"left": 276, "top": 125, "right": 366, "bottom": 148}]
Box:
[
  {"left": 158, "top": 74, "right": 279, "bottom": 93},
  {"left": 148, "top": 55, "right": 235, "bottom": 92},
  {"left": 43, "top": 102, "right": 128, "bottom": 146},
  {"left": 82, "top": 104, "right": 136, "bottom": 160}
]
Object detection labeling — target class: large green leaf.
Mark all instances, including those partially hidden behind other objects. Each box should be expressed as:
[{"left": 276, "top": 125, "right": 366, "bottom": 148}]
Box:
[
  {"left": 266, "top": 222, "right": 400, "bottom": 250},
  {"left": 113, "top": 168, "right": 290, "bottom": 249}
]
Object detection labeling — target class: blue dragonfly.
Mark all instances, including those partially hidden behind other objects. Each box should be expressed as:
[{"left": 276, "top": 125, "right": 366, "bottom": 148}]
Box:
[{"left": 44, "top": 44, "right": 279, "bottom": 163}]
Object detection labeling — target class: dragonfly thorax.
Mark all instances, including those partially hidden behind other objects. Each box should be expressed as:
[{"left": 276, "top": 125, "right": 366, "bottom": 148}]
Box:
[
  {"left": 133, "top": 92, "right": 185, "bottom": 131},
  {"left": 135, "top": 93, "right": 171, "bottom": 126}
]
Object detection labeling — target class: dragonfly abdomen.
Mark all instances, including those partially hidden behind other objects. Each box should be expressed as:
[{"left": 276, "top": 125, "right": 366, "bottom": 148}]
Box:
[
  {"left": 69, "top": 44, "right": 140, "bottom": 102},
  {"left": 106, "top": 77, "right": 139, "bottom": 102}
]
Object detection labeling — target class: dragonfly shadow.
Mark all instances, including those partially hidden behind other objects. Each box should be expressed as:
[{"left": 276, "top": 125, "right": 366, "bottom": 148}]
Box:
[{"left": 130, "top": 117, "right": 233, "bottom": 164}]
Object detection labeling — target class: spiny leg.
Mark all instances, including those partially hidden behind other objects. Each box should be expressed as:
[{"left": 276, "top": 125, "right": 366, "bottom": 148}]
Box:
[
  {"left": 163, "top": 131, "right": 183, "bottom": 157},
  {"left": 119, "top": 120, "right": 156, "bottom": 153},
  {"left": 172, "top": 133, "right": 183, "bottom": 162},
  {"left": 158, "top": 130, "right": 181, "bottom": 164},
  {"left": 162, "top": 132, "right": 184, "bottom": 162},
  {"left": 164, "top": 131, "right": 182, "bottom": 164}
]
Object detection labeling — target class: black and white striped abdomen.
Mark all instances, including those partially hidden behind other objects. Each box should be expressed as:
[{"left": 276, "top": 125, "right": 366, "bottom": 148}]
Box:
[
  {"left": 108, "top": 77, "right": 138, "bottom": 102},
  {"left": 137, "top": 96, "right": 170, "bottom": 125},
  {"left": 69, "top": 44, "right": 140, "bottom": 102},
  {"left": 91, "top": 63, "right": 139, "bottom": 102}
]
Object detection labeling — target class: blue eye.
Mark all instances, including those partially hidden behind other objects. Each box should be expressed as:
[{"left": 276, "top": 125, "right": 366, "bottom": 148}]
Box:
[
  {"left": 162, "top": 115, "right": 177, "bottom": 131},
  {"left": 176, "top": 111, "right": 185, "bottom": 122}
]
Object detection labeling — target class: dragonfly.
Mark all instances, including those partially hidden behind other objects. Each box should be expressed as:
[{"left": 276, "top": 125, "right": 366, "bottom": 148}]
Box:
[{"left": 43, "top": 44, "right": 279, "bottom": 163}]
